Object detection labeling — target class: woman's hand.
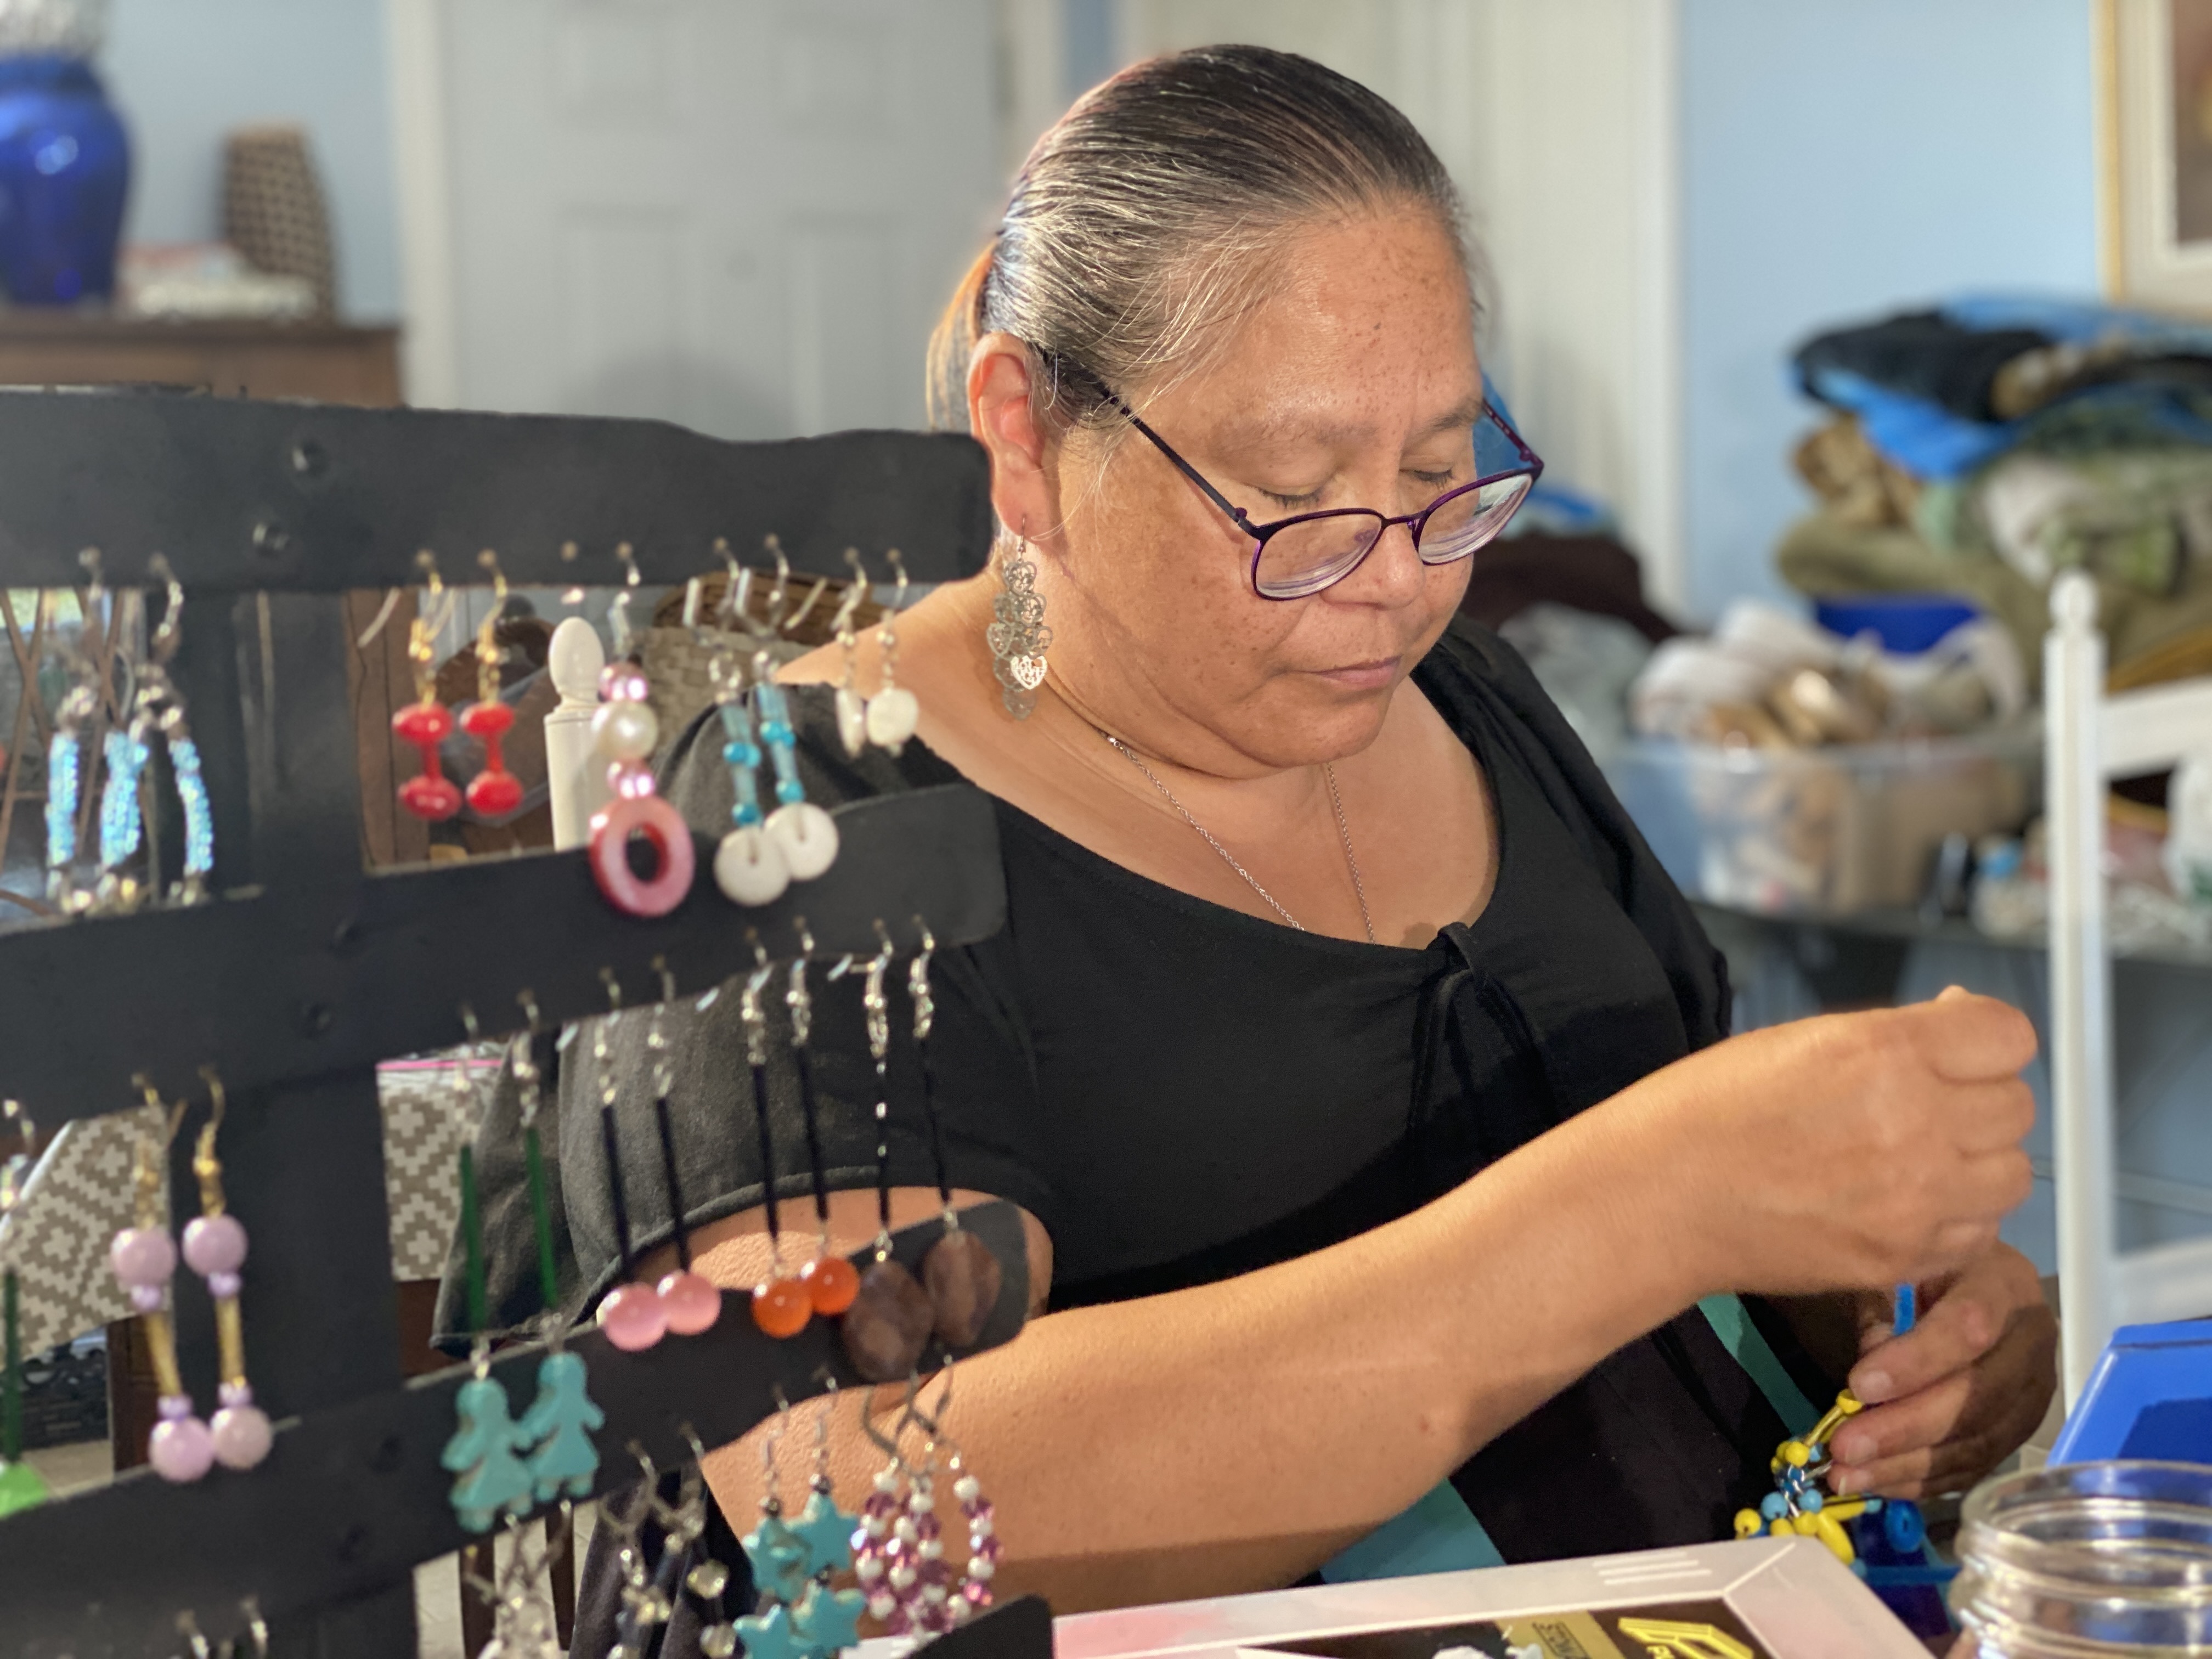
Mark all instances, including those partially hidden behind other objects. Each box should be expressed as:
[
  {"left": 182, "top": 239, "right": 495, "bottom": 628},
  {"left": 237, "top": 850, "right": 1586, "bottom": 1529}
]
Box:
[
  {"left": 1827, "top": 1243, "right": 2057, "bottom": 1497},
  {"left": 1617, "top": 985, "right": 2038, "bottom": 1299}
]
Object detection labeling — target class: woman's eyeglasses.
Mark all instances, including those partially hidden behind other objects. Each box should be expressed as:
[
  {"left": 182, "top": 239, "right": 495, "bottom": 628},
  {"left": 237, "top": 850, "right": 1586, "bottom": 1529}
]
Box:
[{"left": 1059, "top": 360, "right": 1544, "bottom": 600}]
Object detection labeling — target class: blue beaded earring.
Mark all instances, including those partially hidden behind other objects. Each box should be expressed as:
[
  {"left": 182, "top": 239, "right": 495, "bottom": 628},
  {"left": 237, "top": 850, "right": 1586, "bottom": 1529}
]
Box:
[
  {"left": 93, "top": 556, "right": 214, "bottom": 910},
  {"left": 752, "top": 650, "right": 839, "bottom": 883}
]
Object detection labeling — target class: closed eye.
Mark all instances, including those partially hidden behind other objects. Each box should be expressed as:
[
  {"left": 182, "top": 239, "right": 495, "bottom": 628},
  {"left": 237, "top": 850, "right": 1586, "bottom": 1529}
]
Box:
[{"left": 1260, "top": 487, "right": 1326, "bottom": 511}]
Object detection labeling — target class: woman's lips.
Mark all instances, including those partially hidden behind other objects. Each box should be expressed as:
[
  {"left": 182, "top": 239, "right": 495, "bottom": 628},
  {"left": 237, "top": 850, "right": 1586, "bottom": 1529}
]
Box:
[{"left": 1307, "top": 656, "right": 1401, "bottom": 690}]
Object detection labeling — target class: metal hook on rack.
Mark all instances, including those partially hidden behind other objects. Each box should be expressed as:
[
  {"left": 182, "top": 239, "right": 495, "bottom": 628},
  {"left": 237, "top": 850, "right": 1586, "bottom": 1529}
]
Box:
[
  {"left": 610, "top": 541, "right": 642, "bottom": 659},
  {"left": 195, "top": 1065, "right": 226, "bottom": 1136},
  {"left": 144, "top": 553, "right": 186, "bottom": 667}
]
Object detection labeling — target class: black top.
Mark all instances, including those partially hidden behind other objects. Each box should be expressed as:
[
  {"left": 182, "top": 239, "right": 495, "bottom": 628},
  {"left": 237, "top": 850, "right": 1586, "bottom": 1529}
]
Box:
[{"left": 464, "top": 616, "right": 1833, "bottom": 1640}]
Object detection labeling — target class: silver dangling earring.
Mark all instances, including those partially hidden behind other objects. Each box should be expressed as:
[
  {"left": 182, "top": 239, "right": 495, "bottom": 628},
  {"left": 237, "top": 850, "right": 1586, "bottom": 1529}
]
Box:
[{"left": 984, "top": 532, "right": 1049, "bottom": 719}]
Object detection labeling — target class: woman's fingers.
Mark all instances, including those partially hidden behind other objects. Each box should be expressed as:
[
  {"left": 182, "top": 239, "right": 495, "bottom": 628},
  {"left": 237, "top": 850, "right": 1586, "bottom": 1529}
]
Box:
[{"left": 1904, "top": 989, "right": 2039, "bottom": 1082}]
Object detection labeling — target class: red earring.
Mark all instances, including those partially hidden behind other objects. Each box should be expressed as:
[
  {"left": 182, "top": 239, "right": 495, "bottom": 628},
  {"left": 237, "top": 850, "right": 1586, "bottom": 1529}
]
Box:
[
  {"left": 462, "top": 551, "right": 524, "bottom": 819},
  {"left": 393, "top": 551, "right": 461, "bottom": 822}
]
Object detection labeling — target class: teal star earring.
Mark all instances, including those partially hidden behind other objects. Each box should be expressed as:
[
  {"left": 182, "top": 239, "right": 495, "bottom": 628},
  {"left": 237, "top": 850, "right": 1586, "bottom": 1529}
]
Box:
[
  {"left": 737, "top": 1390, "right": 812, "bottom": 1659},
  {"left": 789, "top": 1380, "right": 867, "bottom": 1656}
]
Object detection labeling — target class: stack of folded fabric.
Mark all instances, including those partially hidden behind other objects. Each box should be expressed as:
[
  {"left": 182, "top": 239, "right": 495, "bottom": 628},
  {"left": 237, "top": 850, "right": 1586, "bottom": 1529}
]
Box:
[{"left": 1780, "top": 296, "right": 2212, "bottom": 687}]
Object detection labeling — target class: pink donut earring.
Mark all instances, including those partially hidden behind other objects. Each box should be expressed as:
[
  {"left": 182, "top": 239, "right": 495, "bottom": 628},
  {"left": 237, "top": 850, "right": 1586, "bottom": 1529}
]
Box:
[
  {"left": 589, "top": 544, "right": 696, "bottom": 918},
  {"left": 109, "top": 1082, "right": 213, "bottom": 1481},
  {"left": 184, "top": 1069, "right": 272, "bottom": 1470}
]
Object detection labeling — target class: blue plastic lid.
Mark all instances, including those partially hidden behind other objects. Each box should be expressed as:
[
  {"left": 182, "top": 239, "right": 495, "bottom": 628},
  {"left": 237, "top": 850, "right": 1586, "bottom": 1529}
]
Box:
[{"left": 1814, "top": 592, "right": 1980, "bottom": 655}]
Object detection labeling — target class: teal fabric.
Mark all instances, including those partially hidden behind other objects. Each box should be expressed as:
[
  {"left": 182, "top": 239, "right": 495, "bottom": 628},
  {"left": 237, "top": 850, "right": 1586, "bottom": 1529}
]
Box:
[
  {"left": 1319, "top": 1479, "right": 1506, "bottom": 1582},
  {"left": 1318, "top": 1296, "right": 1821, "bottom": 1584},
  {"left": 1699, "top": 1293, "right": 1821, "bottom": 1434}
]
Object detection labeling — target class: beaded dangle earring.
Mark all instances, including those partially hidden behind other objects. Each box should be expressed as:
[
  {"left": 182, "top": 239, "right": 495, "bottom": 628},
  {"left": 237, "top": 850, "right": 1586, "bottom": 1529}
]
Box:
[
  {"left": 46, "top": 556, "right": 108, "bottom": 913},
  {"left": 696, "top": 569, "right": 789, "bottom": 907},
  {"left": 839, "top": 935, "right": 933, "bottom": 1385},
  {"left": 676, "top": 1426, "right": 743, "bottom": 1659},
  {"left": 484, "top": 997, "right": 606, "bottom": 1506},
  {"left": 865, "top": 550, "right": 919, "bottom": 756},
  {"left": 606, "top": 1445, "right": 709, "bottom": 1656},
  {"left": 592, "top": 978, "right": 670, "bottom": 1352},
  {"left": 742, "top": 952, "right": 811, "bottom": 1339},
  {"left": 464, "top": 1513, "right": 567, "bottom": 1659},
  {"left": 752, "top": 648, "right": 838, "bottom": 883},
  {"left": 441, "top": 1111, "right": 535, "bottom": 1534},
  {"left": 394, "top": 551, "right": 464, "bottom": 822},
  {"left": 853, "top": 1380, "right": 928, "bottom": 1633},
  {"left": 590, "top": 544, "right": 696, "bottom": 918},
  {"left": 182, "top": 1071, "right": 273, "bottom": 1471},
  {"left": 110, "top": 1084, "right": 213, "bottom": 1481},
  {"left": 911, "top": 1372, "right": 999, "bottom": 1630},
  {"left": 646, "top": 958, "right": 721, "bottom": 1337},
  {"left": 831, "top": 553, "right": 869, "bottom": 760},
  {"left": 908, "top": 923, "right": 1002, "bottom": 1350},
  {"left": 93, "top": 558, "right": 216, "bottom": 909},
  {"left": 462, "top": 552, "right": 525, "bottom": 819},
  {"left": 0, "top": 1099, "right": 49, "bottom": 1516}
]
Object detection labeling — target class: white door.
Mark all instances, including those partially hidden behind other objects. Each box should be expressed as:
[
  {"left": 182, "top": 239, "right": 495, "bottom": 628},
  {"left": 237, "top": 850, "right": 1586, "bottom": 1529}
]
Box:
[{"left": 397, "top": 0, "right": 1004, "bottom": 438}]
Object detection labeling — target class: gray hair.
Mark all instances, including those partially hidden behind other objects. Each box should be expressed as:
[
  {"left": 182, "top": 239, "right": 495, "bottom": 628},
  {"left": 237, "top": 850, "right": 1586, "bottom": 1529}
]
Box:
[{"left": 926, "top": 44, "right": 1471, "bottom": 437}]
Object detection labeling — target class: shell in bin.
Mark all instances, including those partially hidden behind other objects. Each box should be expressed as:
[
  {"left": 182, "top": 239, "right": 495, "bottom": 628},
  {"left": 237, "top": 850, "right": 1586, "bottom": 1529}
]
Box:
[{"left": 1612, "top": 726, "right": 2039, "bottom": 916}]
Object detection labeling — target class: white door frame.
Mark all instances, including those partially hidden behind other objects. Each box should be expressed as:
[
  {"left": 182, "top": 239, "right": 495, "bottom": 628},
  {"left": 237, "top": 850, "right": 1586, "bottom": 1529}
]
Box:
[{"left": 384, "top": 0, "right": 462, "bottom": 408}]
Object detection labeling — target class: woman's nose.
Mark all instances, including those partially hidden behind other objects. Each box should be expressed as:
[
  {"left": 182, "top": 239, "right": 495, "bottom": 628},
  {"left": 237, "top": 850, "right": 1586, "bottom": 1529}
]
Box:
[{"left": 1329, "top": 516, "right": 1426, "bottom": 606}]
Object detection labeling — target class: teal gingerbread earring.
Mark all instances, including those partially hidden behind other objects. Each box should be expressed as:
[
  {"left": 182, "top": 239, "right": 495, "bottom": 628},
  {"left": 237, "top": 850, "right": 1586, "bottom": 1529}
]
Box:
[
  {"left": 439, "top": 1034, "right": 535, "bottom": 1534},
  {"left": 482, "top": 998, "right": 604, "bottom": 1505}
]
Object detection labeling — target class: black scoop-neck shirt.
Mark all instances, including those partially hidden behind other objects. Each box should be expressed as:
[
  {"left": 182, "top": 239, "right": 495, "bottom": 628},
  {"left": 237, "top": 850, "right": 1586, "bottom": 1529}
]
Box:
[{"left": 468, "top": 614, "right": 1834, "bottom": 1587}]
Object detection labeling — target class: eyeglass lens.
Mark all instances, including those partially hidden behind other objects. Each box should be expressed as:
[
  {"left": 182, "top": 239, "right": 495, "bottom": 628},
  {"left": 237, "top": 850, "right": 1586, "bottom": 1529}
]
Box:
[{"left": 1252, "top": 472, "right": 1534, "bottom": 600}]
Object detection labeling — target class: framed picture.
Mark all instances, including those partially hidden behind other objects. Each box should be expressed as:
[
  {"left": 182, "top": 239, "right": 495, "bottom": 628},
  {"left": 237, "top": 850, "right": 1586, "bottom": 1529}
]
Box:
[{"left": 2102, "top": 0, "right": 2212, "bottom": 309}]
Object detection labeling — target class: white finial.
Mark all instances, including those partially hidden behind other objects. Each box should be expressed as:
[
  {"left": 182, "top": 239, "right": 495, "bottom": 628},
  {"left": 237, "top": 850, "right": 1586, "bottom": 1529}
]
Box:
[
  {"left": 2051, "top": 569, "right": 2098, "bottom": 632},
  {"left": 548, "top": 616, "right": 606, "bottom": 707}
]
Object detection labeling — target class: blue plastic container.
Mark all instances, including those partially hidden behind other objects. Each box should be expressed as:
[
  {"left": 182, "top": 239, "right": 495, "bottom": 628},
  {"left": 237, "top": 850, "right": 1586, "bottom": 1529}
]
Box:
[
  {"left": 1814, "top": 592, "right": 1979, "bottom": 655},
  {"left": 0, "top": 53, "right": 128, "bottom": 304}
]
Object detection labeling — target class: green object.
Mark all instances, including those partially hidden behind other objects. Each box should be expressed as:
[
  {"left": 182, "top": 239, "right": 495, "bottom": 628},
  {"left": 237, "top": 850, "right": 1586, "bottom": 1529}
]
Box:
[
  {"left": 518, "top": 1348, "right": 603, "bottom": 1503},
  {"left": 3, "top": 1268, "right": 21, "bottom": 1464},
  {"left": 1699, "top": 1293, "right": 1821, "bottom": 1435},
  {"left": 1318, "top": 1478, "right": 1505, "bottom": 1582},
  {"left": 0, "top": 1458, "right": 47, "bottom": 1519},
  {"left": 524, "top": 1126, "right": 559, "bottom": 1312},
  {"left": 441, "top": 1373, "right": 534, "bottom": 1534},
  {"left": 459, "top": 1144, "right": 487, "bottom": 1337}
]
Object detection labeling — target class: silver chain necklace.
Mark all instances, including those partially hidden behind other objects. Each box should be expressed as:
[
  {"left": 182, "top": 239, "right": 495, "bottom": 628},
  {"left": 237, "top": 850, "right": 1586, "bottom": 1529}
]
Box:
[{"left": 1101, "top": 731, "right": 1376, "bottom": 944}]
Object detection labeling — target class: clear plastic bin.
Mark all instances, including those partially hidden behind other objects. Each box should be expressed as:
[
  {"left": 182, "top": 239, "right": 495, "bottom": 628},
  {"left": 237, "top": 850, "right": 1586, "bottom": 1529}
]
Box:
[{"left": 1606, "top": 725, "right": 2039, "bottom": 917}]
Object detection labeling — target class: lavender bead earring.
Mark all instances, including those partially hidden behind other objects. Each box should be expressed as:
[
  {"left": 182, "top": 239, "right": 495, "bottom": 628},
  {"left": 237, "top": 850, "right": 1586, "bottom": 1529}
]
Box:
[
  {"left": 183, "top": 1071, "right": 272, "bottom": 1470},
  {"left": 109, "top": 1084, "right": 213, "bottom": 1482}
]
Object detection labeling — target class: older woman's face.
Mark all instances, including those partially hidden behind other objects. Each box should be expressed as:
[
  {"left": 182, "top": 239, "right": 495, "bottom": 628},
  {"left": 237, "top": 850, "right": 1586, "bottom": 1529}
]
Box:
[{"left": 1054, "top": 207, "right": 1481, "bottom": 768}]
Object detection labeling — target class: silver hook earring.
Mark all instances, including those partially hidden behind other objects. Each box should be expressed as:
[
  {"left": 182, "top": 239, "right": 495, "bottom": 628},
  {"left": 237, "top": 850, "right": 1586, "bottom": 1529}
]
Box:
[{"left": 986, "top": 529, "right": 1049, "bottom": 719}]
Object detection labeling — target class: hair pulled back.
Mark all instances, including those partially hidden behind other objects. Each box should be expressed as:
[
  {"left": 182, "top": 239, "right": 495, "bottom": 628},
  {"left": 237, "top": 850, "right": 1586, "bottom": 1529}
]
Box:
[{"left": 926, "top": 44, "right": 1468, "bottom": 435}]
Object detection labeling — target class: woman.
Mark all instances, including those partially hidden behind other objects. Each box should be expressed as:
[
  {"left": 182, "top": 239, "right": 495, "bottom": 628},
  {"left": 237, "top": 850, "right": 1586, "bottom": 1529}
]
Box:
[{"left": 532, "top": 44, "right": 2053, "bottom": 1636}]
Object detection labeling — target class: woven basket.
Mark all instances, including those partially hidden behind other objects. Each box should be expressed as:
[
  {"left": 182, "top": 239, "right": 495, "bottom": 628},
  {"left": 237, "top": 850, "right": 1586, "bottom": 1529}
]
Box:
[{"left": 223, "top": 125, "right": 336, "bottom": 316}]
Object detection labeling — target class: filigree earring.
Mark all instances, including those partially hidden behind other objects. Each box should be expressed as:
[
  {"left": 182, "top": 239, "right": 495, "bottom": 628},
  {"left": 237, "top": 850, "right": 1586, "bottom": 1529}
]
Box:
[
  {"left": 184, "top": 1071, "right": 273, "bottom": 1471},
  {"left": 986, "top": 532, "right": 1050, "bottom": 719}
]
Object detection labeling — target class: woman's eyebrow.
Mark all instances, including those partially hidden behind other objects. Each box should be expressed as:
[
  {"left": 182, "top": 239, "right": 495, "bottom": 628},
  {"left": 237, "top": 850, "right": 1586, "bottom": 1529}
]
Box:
[{"left": 1214, "top": 397, "right": 1488, "bottom": 456}]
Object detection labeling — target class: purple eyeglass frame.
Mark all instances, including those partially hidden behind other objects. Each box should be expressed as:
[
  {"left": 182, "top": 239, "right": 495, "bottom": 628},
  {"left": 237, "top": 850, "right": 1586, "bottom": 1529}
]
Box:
[{"left": 1056, "top": 359, "right": 1545, "bottom": 600}]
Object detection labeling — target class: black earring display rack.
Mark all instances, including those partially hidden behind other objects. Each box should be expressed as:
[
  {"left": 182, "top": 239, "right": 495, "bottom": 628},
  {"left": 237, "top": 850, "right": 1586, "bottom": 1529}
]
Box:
[{"left": 0, "top": 388, "right": 1044, "bottom": 1659}]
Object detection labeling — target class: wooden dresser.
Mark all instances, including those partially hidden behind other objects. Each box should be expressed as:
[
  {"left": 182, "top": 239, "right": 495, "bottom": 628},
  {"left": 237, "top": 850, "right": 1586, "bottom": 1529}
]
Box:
[{"left": 0, "top": 312, "right": 401, "bottom": 405}]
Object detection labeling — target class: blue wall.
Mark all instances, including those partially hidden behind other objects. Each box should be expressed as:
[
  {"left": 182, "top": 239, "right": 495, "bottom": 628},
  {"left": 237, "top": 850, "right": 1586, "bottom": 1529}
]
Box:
[
  {"left": 99, "top": 0, "right": 400, "bottom": 319},
  {"left": 1680, "top": 0, "right": 2101, "bottom": 622}
]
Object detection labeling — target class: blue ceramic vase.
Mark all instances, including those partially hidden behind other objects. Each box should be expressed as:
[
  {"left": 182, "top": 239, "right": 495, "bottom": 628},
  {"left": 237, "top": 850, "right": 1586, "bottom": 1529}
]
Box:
[{"left": 0, "top": 53, "right": 127, "bottom": 304}]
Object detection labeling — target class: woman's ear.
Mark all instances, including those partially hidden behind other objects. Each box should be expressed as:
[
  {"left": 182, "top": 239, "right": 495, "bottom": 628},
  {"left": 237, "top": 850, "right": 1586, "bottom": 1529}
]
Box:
[{"left": 968, "top": 332, "right": 1059, "bottom": 543}]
